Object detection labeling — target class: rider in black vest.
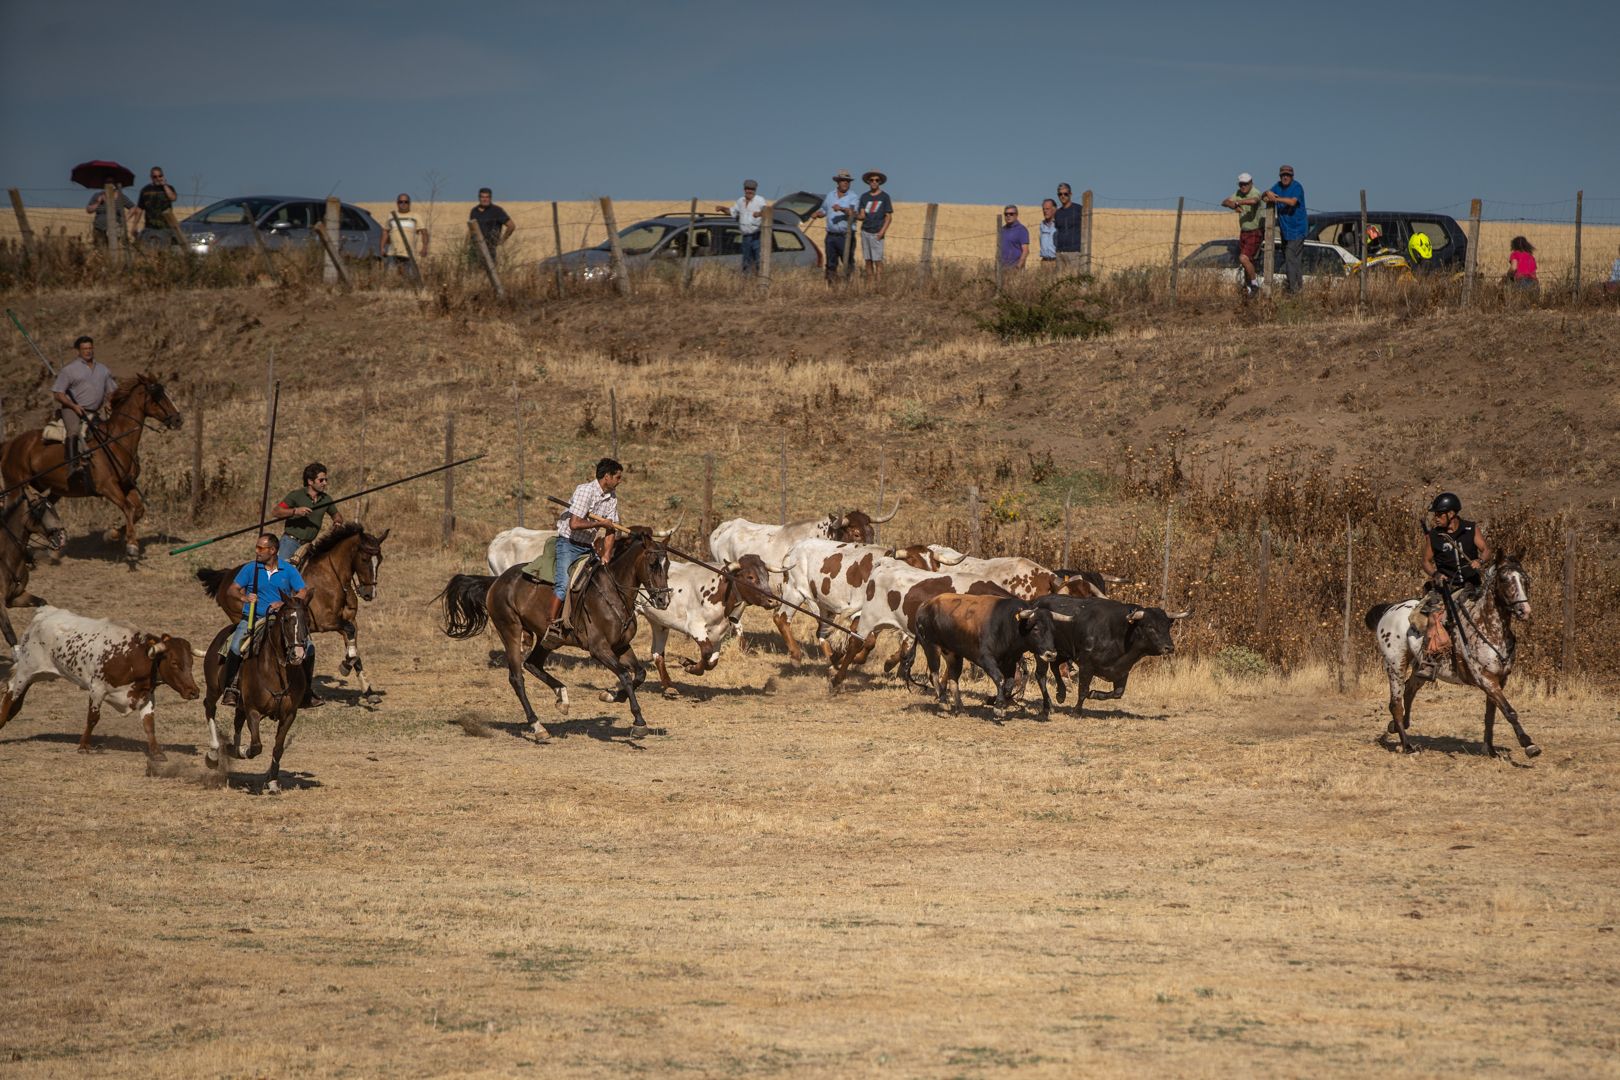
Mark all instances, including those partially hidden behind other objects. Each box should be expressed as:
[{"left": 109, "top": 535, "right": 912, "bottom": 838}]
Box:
[{"left": 1418, "top": 492, "right": 1492, "bottom": 674}]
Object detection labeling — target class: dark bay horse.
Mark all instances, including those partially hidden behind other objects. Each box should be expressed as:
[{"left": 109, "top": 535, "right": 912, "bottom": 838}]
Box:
[
  {"left": 1366, "top": 553, "right": 1536, "bottom": 758},
  {"left": 197, "top": 524, "right": 390, "bottom": 701},
  {"left": 0, "top": 492, "right": 67, "bottom": 646},
  {"left": 201, "top": 596, "right": 312, "bottom": 793},
  {"left": 439, "top": 526, "right": 673, "bottom": 740},
  {"left": 0, "top": 373, "right": 182, "bottom": 559}
]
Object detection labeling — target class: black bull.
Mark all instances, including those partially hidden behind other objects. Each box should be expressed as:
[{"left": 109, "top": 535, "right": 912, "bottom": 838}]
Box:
[
  {"left": 1032, "top": 596, "right": 1187, "bottom": 715},
  {"left": 914, "top": 593, "right": 1065, "bottom": 718}
]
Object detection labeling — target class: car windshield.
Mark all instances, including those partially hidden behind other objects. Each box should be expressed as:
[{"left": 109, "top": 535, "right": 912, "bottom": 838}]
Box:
[
  {"left": 596, "top": 223, "right": 670, "bottom": 256},
  {"left": 191, "top": 198, "right": 279, "bottom": 226}
]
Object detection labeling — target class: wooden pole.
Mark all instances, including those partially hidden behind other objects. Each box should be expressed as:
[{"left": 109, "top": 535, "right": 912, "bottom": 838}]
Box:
[
  {"left": 1340, "top": 515, "right": 1354, "bottom": 694},
  {"left": 442, "top": 413, "right": 455, "bottom": 547},
  {"left": 759, "top": 201, "right": 773, "bottom": 291},
  {"left": 162, "top": 209, "right": 192, "bottom": 264},
  {"left": 1080, "top": 190, "right": 1093, "bottom": 276},
  {"left": 779, "top": 437, "right": 788, "bottom": 525},
  {"left": 265, "top": 352, "right": 275, "bottom": 436},
  {"left": 515, "top": 394, "right": 525, "bottom": 527},
  {"left": 1262, "top": 205, "right": 1277, "bottom": 297},
  {"left": 389, "top": 211, "right": 423, "bottom": 294},
  {"left": 312, "top": 223, "right": 352, "bottom": 288},
  {"left": 550, "top": 200, "right": 566, "bottom": 298},
  {"left": 1573, "top": 190, "right": 1583, "bottom": 298},
  {"left": 0, "top": 396, "right": 6, "bottom": 446},
  {"left": 968, "top": 485, "right": 981, "bottom": 557},
  {"left": 993, "top": 213, "right": 1005, "bottom": 294},
  {"left": 1562, "top": 526, "right": 1576, "bottom": 687},
  {"left": 466, "top": 220, "right": 505, "bottom": 299},
  {"left": 702, "top": 453, "right": 715, "bottom": 557},
  {"left": 1061, "top": 489, "right": 1072, "bottom": 568},
  {"left": 1160, "top": 498, "right": 1173, "bottom": 606},
  {"left": 609, "top": 388, "right": 619, "bottom": 459},
  {"left": 682, "top": 197, "right": 698, "bottom": 290},
  {"left": 358, "top": 388, "right": 369, "bottom": 521},
  {"left": 1464, "top": 198, "right": 1481, "bottom": 306},
  {"left": 600, "top": 196, "right": 631, "bottom": 297},
  {"left": 6, "top": 189, "right": 35, "bottom": 263},
  {"left": 322, "top": 196, "right": 341, "bottom": 284},
  {"left": 102, "top": 183, "right": 121, "bottom": 271},
  {"left": 875, "top": 448, "right": 886, "bottom": 545},
  {"left": 1168, "top": 196, "right": 1184, "bottom": 305},
  {"left": 1256, "top": 526, "right": 1271, "bottom": 638},
  {"left": 1358, "top": 189, "right": 1368, "bottom": 307},
  {"left": 245, "top": 204, "right": 280, "bottom": 284},
  {"left": 917, "top": 202, "right": 939, "bottom": 287},
  {"left": 190, "top": 395, "right": 204, "bottom": 522}
]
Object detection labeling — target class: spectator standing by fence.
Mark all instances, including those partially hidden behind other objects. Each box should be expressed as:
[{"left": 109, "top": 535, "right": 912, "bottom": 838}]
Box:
[
  {"left": 857, "top": 170, "right": 893, "bottom": 279},
  {"left": 383, "top": 193, "right": 428, "bottom": 282},
  {"left": 86, "top": 186, "right": 133, "bottom": 248},
  {"left": 998, "top": 206, "right": 1029, "bottom": 271},
  {"left": 468, "top": 188, "right": 514, "bottom": 264},
  {"left": 1053, "top": 183, "right": 1082, "bottom": 271},
  {"left": 1221, "top": 172, "right": 1264, "bottom": 295},
  {"left": 131, "top": 167, "right": 178, "bottom": 246},
  {"left": 1262, "top": 165, "right": 1306, "bottom": 293},
  {"left": 812, "top": 170, "right": 860, "bottom": 283},
  {"left": 1504, "top": 236, "right": 1538, "bottom": 291},
  {"left": 1038, "top": 199, "right": 1057, "bottom": 265},
  {"left": 718, "top": 180, "right": 766, "bottom": 275},
  {"left": 1606, "top": 244, "right": 1620, "bottom": 296}
]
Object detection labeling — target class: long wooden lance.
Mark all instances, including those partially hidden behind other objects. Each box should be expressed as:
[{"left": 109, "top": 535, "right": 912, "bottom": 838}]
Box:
[
  {"left": 168, "top": 454, "right": 486, "bottom": 556},
  {"left": 543, "top": 494, "right": 856, "bottom": 636},
  {"left": 6, "top": 308, "right": 58, "bottom": 377},
  {"left": 247, "top": 381, "right": 281, "bottom": 632}
]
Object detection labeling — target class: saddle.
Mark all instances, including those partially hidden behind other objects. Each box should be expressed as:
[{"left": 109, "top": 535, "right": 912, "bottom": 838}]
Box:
[
  {"left": 41, "top": 419, "right": 65, "bottom": 444},
  {"left": 520, "top": 536, "right": 559, "bottom": 585},
  {"left": 239, "top": 618, "right": 272, "bottom": 657},
  {"left": 523, "top": 540, "right": 596, "bottom": 635}
]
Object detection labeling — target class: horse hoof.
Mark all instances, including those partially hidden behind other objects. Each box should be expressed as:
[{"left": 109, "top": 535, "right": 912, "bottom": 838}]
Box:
[
  {"left": 1524, "top": 743, "right": 1541, "bottom": 758},
  {"left": 529, "top": 724, "right": 551, "bottom": 744},
  {"left": 630, "top": 722, "right": 649, "bottom": 739},
  {"left": 340, "top": 659, "right": 355, "bottom": 675},
  {"left": 244, "top": 746, "right": 262, "bottom": 760},
  {"left": 265, "top": 780, "right": 281, "bottom": 795},
  {"left": 662, "top": 687, "right": 681, "bottom": 700},
  {"left": 149, "top": 751, "right": 168, "bottom": 762}
]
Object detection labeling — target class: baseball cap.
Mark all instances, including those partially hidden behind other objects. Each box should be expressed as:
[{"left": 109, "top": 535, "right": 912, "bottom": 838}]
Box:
[
  {"left": 743, "top": 179, "right": 758, "bottom": 190},
  {"left": 1237, "top": 172, "right": 1253, "bottom": 183}
]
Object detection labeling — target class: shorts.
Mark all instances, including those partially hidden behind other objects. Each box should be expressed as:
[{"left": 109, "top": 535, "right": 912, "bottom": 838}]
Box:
[
  {"left": 1238, "top": 229, "right": 1263, "bottom": 261},
  {"left": 861, "top": 233, "right": 885, "bottom": 262}
]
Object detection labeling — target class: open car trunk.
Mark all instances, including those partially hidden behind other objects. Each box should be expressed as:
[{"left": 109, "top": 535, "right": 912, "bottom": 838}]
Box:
[{"left": 770, "top": 191, "right": 823, "bottom": 223}]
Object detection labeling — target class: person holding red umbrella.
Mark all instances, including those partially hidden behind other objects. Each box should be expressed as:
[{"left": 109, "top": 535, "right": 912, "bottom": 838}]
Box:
[
  {"left": 70, "top": 161, "right": 136, "bottom": 248},
  {"left": 86, "top": 187, "right": 133, "bottom": 247}
]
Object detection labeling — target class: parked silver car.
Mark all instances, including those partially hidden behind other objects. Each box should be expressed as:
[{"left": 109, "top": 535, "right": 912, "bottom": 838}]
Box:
[
  {"left": 177, "top": 196, "right": 383, "bottom": 259},
  {"left": 541, "top": 191, "right": 825, "bottom": 281}
]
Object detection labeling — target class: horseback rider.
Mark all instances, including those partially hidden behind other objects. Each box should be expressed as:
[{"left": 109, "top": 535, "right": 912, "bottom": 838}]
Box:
[
  {"left": 1417, "top": 492, "right": 1492, "bottom": 677},
  {"left": 220, "top": 532, "right": 318, "bottom": 708},
  {"left": 271, "top": 462, "right": 344, "bottom": 568},
  {"left": 50, "top": 336, "right": 118, "bottom": 488},
  {"left": 547, "top": 458, "right": 623, "bottom": 633}
]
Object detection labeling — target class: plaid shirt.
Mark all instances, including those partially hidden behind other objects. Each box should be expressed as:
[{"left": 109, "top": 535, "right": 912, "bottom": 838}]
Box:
[{"left": 557, "top": 479, "right": 618, "bottom": 541}]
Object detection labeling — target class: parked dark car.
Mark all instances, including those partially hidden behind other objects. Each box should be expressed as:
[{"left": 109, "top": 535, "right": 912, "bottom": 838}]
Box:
[
  {"left": 541, "top": 191, "right": 824, "bottom": 281},
  {"left": 1306, "top": 211, "right": 1467, "bottom": 272},
  {"left": 175, "top": 196, "right": 384, "bottom": 259}
]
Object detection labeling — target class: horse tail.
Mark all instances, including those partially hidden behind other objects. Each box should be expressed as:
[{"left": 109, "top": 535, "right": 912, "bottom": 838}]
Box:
[
  {"left": 439, "top": 574, "right": 495, "bottom": 639},
  {"left": 1364, "top": 603, "right": 1393, "bottom": 632},
  {"left": 196, "top": 566, "right": 231, "bottom": 597}
]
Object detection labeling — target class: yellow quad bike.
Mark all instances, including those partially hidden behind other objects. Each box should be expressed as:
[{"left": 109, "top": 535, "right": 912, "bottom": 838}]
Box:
[{"left": 1350, "top": 250, "right": 1416, "bottom": 281}]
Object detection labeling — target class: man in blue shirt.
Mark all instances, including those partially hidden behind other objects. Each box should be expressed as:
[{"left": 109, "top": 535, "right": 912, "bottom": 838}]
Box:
[
  {"left": 812, "top": 170, "right": 861, "bottom": 283},
  {"left": 220, "top": 532, "right": 311, "bottom": 706},
  {"left": 1262, "top": 165, "right": 1307, "bottom": 293}
]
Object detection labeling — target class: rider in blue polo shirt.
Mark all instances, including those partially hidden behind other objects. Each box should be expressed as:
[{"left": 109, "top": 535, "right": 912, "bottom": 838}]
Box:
[{"left": 220, "top": 531, "right": 312, "bottom": 706}]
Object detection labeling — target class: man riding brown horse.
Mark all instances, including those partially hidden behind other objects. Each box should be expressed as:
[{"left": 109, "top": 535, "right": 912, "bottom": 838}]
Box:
[
  {"left": 1417, "top": 492, "right": 1492, "bottom": 679},
  {"left": 271, "top": 461, "right": 344, "bottom": 567},
  {"left": 52, "top": 336, "right": 117, "bottom": 487},
  {"left": 547, "top": 458, "right": 623, "bottom": 635},
  {"left": 216, "top": 533, "right": 313, "bottom": 709}
]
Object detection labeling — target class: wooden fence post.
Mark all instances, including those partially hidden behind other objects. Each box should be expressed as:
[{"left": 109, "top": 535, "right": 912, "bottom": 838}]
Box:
[
  {"left": 442, "top": 413, "right": 455, "bottom": 546},
  {"left": 600, "top": 196, "right": 631, "bottom": 297},
  {"left": 312, "top": 223, "right": 353, "bottom": 289},
  {"left": 968, "top": 485, "right": 981, "bottom": 557},
  {"left": 246, "top": 205, "right": 280, "bottom": 284},
  {"left": 1573, "top": 190, "right": 1583, "bottom": 298},
  {"left": 102, "top": 183, "right": 121, "bottom": 272},
  {"left": 190, "top": 396, "right": 204, "bottom": 522},
  {"left": 1061, "top": 489, "right": 1072, "bottom": 568},
  {"left": 1358, "top": 189, "right": 1368, "bottom": 308},
  {"left": 1463, "top": 198, "right": 1481, "bottom": 307},
  {"left": 1256, "top": 526, "right": 1271, "bottom": 638},
  {"left": 1340, "top": 515, "right": 1354, "bottom": 694},
  {"left": 875, "top": 448, "right": 886, "bottom": 544},
  {"left": 1160, "top": 498, "right": 1174, "bottom": 606},
  {"left": 608, "top": 388, "right": 620, "bottom": 459},
  {"left": 515, "top": 394, "right": 525, "bottom": 527},
  {"left": 550, "top": 201, "right": 566, "bottom": 298},
  {"left": 358, "top": 388, "right": 370, "bottom": 521},
  {"left": 779, "top": 437, "right": 788, "bottom": 525},
  {"left": 7, "top": 189, "right": 35, "bottom": 263},
  {"left": 1080, "top": 190, "right": 1093, "bottom": 276},
  {"left": 1562, "top": 526, "right": 1576, "bottom": 687},
  {"left": 389, "top": 212, "right": 423, "bottom": 294},
  {"left": 759, "top": 201, "right": 773, "bottom": 290},
  {"left": 322, "top": 197, "right": 341, "bottom": 284},
  {"left": 917, "top": 202, "right": 939, "bottom": 287},
  {"left": 1262, "top": 205, "right": 1277, "bottom": 297},
  {"left": 682, "top": 197, "right": 698, "bottom": 290},
  {"left": 1168, "top": 196, "right": 1184, "bottom": 305},
  {"left": 0, "top": 396, "right": 6, "bottom": 446},
  {"left": 993, "top": 213, "right": 1005, "bottom": 294},
  {"left": 264, "top": 352, "right": 275, "bottom": 436},
  {"left": 702, "top": 453, "right": 715, "bottom": 557},
  {"left": 467, "top": 220, "right": 505, "bottom": 299}
]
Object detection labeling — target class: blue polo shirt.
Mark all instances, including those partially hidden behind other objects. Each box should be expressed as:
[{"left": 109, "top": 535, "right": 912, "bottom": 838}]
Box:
[
  {"left": 822, "top": 189, "right": 860, "bottom": 233},
  {"left": 232, "top": 559, "right": 306, "bottom": 620},
  {"left": 1269, "top": 179, "right": 1307, "bottom": 240}
]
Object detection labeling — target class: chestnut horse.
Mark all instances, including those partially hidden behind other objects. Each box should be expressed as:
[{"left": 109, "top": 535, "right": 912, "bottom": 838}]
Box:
[
  {"left": 0, "top": 372, "right": 182, "bottom": 558},
  {"left": 0, "top": 491, "right": 67, "bottom": 646}
]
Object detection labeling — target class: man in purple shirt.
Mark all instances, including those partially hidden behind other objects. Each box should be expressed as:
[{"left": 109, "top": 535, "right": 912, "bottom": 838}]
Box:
[{"left": 998, "top": 206, "right": 1029, "bottom": 270}]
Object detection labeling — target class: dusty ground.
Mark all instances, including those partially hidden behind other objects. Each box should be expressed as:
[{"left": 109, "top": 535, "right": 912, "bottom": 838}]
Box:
[{"left": 1, "top": 543, "right": 1616, "bottom": 1078}]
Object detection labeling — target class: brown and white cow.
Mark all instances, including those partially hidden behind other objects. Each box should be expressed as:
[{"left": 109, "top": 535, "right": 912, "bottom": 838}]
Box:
[
  {"left": 636, "top": 555, "right": 779, "bottom": 696},
  {"left": 0, "top": 606, "right": 201, "bottom": 759},
  {"left": 885, "top": 544, "right": 1115, "bottom": 600}
]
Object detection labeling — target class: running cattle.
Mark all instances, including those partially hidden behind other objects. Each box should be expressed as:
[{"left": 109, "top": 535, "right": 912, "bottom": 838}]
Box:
[
  {"left": 914, "top": 593, "right": 1066, "bottom": 718},
  {"left": 886, "top": 545, "right": 1116, "bottom": 600},
  {"left": 487, "top": 526, "right": 555, "bottom": 576},
  {"left": 0, "top": 606, "right": 201, "bottom": 759},
  {"left": 639, "top": 555, "right": 779, "bottom": 696},
  {"left": 1031, "top": 596, "right": 1186, "bottom": 715}
]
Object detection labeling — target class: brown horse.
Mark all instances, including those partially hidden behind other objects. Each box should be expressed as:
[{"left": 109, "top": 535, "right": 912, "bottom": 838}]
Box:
[
  {"left": 0, "top": 372, "right": 182, "bottom": 559},
  {"left": 200, "top": 596, "right": 312, "bottom": 793},
  {"left": 439, "top": 526, "right": 673, "bottom": 740},
  {"left": 196, "top": 524, "right": 390, "bottom": 702},
  {"left": 0, "top": 492, "right": 67, "bottom": 646}
]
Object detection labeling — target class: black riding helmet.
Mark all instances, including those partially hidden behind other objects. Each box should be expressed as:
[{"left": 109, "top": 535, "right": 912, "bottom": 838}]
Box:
[{"left": 1429, "top": 492, "right": 1461, "bottom": 514}]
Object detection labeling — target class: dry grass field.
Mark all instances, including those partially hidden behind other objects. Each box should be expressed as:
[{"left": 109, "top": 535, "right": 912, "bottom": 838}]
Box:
[{"left": 1, "top": 283, "right": 1618, "bottom": 1076}]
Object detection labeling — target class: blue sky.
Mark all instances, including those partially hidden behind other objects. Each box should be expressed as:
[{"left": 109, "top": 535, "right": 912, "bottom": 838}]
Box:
[{"left": 2, "top": 0, "right": 1616, "bottom": 218}]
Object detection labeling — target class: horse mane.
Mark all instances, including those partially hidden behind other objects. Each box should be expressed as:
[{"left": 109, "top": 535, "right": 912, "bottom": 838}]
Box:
[
  {"left": 307, "top": 522, "right": 365, "bottom": 560},
  {"left": 108, "top": 372, "right": 158, "bottom": 405}
]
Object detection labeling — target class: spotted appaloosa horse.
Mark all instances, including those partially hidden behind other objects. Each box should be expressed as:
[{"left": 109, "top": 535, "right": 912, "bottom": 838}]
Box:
[{"left": 1365, "top": 553, "right": 1536, "bottom": 758}]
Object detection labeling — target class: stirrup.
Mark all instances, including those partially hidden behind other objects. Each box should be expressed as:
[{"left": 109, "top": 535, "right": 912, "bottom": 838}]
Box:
[{"left": 221, "top": 683, "right": 241, "bottom": 705}]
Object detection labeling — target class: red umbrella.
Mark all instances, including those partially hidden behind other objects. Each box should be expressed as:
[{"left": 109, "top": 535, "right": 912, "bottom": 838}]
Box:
[{"left": 70, "top": 160, "right": 135, "bottom": 190}]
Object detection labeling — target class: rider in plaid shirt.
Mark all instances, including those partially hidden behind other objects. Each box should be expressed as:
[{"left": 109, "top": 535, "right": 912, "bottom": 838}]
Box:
[{"left": 548, "top": 458, "right": 623, "bottom": 630}]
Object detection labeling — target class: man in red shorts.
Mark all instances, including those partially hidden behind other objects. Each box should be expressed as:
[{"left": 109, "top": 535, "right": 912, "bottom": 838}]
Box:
[{"left": 1222, "top": 172, "right": 1265, "bottom": 296}]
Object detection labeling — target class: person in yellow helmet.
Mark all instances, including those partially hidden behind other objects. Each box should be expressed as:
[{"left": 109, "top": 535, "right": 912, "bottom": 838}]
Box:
[{"left": 1406, "top": 230, "right": 1435, "bottom": 272}]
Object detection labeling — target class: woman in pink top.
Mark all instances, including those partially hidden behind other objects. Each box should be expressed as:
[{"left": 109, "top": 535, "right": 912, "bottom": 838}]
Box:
[{"left": 1504, "top": 236, "right": 1538, "bottom": 290}]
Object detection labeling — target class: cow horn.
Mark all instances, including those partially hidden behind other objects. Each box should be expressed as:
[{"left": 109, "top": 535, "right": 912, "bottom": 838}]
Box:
[
  {"left": 1165, "top": 610, "right": 1191, "bottom": 620},
  {"left": 1101, "top": 573, "right": 1128, "bottom": 584},
  {"left": 763, "top": 563, "right": 787, "bottom": 575},
  {"left": 1051, "top": 612, "right": 1075, "bottom": 623},
  {"left": 192, "top": 648, "right": 209, "bottom": 659},
  {"left": 869, "top": 496, "right": 901, "bottom": 524},
  {"left": 934, "top": 546, "right": 967, "bottom": 565},
  {"left": 653, "top": 508, "right": 687, "bottom": 541},
  {"left": 147, "top": 641, "right": 167, "bottom": 658},
  {"left": 1014, "top": 608, "right": 1034, "bottom": 622},
  {"left": 1126, "top": 608, "right": 1146, "bottom": 623}
]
